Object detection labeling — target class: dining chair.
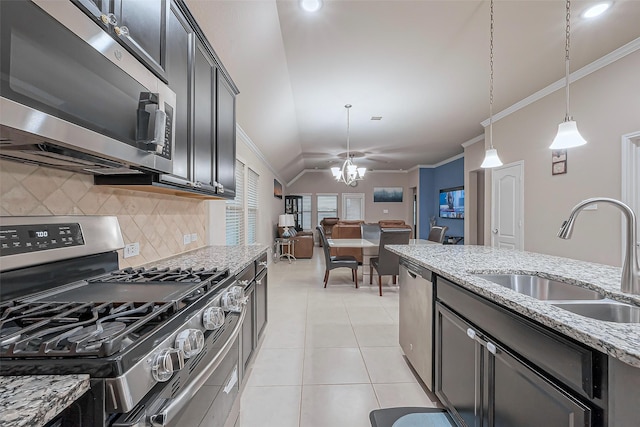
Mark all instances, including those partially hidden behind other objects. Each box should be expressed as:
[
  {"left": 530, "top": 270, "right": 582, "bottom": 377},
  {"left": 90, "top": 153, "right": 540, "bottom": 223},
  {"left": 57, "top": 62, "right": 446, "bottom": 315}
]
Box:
[
  {"left": 361, "top": 223, "right": 381, "bottom": 240},
  {"left": 427, "top": 225, "right": 449, "bottom": 243},
  {"left": 316, "top": 226, "right": 359, "bottom": 288},
  {"left": 370, "top": 228, "right": 411, "bottom": 296}
]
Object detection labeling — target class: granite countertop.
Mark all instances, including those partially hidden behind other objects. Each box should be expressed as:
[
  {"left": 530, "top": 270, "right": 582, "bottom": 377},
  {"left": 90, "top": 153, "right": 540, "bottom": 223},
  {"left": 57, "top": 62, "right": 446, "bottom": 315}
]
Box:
[
  {"left": 0, "top": 375, "right": 90, "bottom": 427},
  {"left": 146, "top": 244, "right": 270, "bottom": 276},
  {"left": 387, "top": 244, "right": 640, "bottom": 368}
]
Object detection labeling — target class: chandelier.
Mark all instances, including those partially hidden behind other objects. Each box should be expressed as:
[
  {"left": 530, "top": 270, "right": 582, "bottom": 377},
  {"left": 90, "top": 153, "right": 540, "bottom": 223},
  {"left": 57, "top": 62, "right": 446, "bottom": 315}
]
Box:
[{"left": 331, "top": 104, "right": 366, "bottom": 186}]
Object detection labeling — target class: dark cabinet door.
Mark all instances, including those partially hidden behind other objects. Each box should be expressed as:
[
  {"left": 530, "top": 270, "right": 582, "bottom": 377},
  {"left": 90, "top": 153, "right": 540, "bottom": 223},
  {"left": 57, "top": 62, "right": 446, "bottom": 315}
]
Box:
[
  {"left": 193, "top": 42, "right": 215, "bottom": 189},
  {"left": 165, "top": 2, "right": 192, "bottom": 181},
  {"left": 215, "top": 70, "right": 236, "bottom": 198},
  {"left": 436, "top": 304, "right": 483, "bottom": 427},
  {"left": 242, "top": 283, "right": 256, "bottom": 370},
  {"left": 112, "top": 0, "right": 168, "bottom": 80},
  {"left": 491, "top": 346, "right": 592, "bottom": 427},
  {"left": 71, "top": 0, "right": 109, "bottom": 26},
  {"left": 255, "top": 270, "right": 267, "bottom": 340}
]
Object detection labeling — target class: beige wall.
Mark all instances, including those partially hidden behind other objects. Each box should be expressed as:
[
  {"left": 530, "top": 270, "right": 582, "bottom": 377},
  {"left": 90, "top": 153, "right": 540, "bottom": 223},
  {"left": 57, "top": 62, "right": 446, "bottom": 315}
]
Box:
[
  {"left": 0, "top": 127, "right": 283, "bottom": 266},
  {"left": 287, "top": 170, "right": 412, "bottom": 227},
  {"left": 466, "top": 49, "right": 640, "bottom": 266},
  {"left": 0, "top": 159, "right": 207, "bottom": 268}
]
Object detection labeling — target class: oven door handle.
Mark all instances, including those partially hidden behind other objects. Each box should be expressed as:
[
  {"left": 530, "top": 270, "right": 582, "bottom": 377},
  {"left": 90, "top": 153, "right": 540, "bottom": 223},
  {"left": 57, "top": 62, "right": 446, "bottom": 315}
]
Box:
[{"left": 148, "top": 306, "right": 246, "bottom": 427}]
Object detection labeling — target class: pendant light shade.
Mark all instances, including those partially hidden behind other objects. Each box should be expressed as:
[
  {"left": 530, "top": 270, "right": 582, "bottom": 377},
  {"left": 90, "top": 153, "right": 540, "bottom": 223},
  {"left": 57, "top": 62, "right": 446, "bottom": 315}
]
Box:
[
  {"left": 549, "top": 120, "right": 587, "bottom": 149},
  {"left": 481, "top": 0, "right": 503, "bottom": 169},
  {"left": 481, "top": 148, "right": 503, "bottom": 168},
  {"left": 550, "top": 0, "right": 587, "bottom": 150}
]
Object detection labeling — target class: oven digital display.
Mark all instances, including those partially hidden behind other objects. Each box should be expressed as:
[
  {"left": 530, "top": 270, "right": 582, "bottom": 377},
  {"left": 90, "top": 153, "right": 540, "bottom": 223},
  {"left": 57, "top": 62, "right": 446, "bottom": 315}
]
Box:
[
  {"left": 28, "top": 230, "right": 49, "bottom": 238},
  {"left": 0, "top": 223, "right": 84, "bottom": 255}
]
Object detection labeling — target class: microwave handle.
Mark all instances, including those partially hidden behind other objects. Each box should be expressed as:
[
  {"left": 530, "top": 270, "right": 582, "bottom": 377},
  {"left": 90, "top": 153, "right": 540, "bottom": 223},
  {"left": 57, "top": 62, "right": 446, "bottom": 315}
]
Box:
[{"left": 136, "top": 92, "right": 165, "bottom": 152}]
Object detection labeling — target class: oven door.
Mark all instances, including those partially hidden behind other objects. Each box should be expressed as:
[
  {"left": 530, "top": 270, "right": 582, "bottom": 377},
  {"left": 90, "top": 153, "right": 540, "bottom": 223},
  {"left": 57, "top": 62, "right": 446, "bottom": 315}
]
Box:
[
  {"left": 111, "top": 308, "right": 244, "bottom": 427},
  {"left": 0, "top": 0, "right": 175, "bottom": 174}
]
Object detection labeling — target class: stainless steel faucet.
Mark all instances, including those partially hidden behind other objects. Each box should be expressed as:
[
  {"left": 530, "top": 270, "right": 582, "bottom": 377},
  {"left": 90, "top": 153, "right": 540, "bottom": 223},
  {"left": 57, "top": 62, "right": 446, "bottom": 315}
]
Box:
[{"left": 558, "top": 198, "right": 640, "bottom": 294}]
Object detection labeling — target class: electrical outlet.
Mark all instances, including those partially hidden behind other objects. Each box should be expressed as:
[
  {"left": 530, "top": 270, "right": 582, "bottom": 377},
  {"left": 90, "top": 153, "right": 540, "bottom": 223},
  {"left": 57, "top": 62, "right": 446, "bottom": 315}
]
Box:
[
  {"left": 123, "top": 242, "right": 140, "bottom": 258},
  {"left": 383, "top": 209, "right": 389, "bottom": 214},
  {"left": 183, "top": 234, "right": 191, "bottom": 245},
  {"left": 191, "top": 233, "right": 197, "bottom": 242}
]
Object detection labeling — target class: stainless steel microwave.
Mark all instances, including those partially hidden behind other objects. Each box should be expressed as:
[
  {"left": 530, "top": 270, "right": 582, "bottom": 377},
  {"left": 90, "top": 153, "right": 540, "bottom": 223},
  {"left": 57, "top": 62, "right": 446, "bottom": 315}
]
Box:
[{"left": 0, "top": 0, "right": 176, "bottom": 175}]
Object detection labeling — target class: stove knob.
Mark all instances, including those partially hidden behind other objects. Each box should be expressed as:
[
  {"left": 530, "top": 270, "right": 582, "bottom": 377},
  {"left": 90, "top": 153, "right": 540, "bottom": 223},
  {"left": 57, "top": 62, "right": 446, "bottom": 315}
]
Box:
[
  {"left": 175, "top": 329, "right": 205, "bottom": 358},
  {"left": 151, "top": 348, "right": 184, "bottom": 382},
  {"left": 221, "top": 290, "right": 239, "bottom": 312},
  {"left": 203, "top": 307, "right": 225, "bottom": 330}
]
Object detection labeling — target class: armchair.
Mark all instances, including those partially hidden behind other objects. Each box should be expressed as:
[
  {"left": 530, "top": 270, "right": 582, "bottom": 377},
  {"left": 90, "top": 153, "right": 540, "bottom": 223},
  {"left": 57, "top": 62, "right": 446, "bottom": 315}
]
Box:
[
  {"left": 319, "top": 217, "right": 340, "bottom": 246},
  {"left": 277, "top": 227, "right": 314, "bottom": 258}
]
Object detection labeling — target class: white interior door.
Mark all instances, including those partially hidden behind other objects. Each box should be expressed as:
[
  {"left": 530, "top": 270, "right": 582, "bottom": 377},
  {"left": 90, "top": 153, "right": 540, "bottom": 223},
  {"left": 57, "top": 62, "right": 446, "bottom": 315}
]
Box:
[
  {"left": 622, "top": 132, "right": 640, "bottom": 258},
  {"left": 491, "top": 162, "right": 524, "bottom": 250},
  {"left": 342, "top": 193, "right": 365, "bottom": 220}
]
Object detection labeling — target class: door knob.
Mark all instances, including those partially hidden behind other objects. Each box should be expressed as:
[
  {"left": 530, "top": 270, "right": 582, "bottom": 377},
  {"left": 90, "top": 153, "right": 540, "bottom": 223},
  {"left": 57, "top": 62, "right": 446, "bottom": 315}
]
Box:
[{"left": 492, "top": 228, "right": 498, "bottom": 234}]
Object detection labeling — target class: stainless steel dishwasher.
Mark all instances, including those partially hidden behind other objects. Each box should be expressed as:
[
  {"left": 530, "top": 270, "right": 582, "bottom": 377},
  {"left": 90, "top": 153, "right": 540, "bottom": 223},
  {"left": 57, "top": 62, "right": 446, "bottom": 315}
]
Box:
[{"left": 399, "top": 258, "right": 434, "bottom": 390}]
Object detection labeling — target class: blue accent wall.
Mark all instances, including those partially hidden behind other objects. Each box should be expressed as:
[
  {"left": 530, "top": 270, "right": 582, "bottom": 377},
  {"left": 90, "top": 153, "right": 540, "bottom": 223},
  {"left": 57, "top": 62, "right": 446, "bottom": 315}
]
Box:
[{"left": 419, "top": 157, "right": 465, "bottom": 240}]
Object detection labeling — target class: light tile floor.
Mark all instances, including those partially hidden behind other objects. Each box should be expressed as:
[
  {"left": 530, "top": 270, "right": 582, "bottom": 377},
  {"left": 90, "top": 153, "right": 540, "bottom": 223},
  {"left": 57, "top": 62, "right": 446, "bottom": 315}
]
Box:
[{"left": 238, "top": 251, "right": 441, "bottom": 427}]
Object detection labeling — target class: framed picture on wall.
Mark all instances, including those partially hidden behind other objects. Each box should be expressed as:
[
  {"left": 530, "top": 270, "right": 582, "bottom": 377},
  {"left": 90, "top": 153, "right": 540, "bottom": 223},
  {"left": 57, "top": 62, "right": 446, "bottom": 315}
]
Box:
[
  {"left": 552, "top": 149, "right": 567, "bottom": 175},
  {"left": 274, "top": 179, "right": 283, "bottom": 198},
  {"left": 373, "top": 187, "right": 403, "bottom": 202}
]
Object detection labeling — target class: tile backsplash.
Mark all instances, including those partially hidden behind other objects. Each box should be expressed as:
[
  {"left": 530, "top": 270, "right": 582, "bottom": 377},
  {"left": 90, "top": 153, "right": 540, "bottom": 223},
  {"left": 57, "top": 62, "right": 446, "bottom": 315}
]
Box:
[{"left": 0, "top": 160, "right": 207, "bottom": 268}]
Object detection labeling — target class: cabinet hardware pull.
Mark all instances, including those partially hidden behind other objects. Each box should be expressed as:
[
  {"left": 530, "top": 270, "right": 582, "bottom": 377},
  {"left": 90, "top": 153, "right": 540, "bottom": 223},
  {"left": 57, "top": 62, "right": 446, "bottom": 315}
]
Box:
[
  {"left": 466, "top": 328, "right": 476, "bottom": 339},
  {"left": 486, "top": 342, "right": 497, "bottom": 355}
]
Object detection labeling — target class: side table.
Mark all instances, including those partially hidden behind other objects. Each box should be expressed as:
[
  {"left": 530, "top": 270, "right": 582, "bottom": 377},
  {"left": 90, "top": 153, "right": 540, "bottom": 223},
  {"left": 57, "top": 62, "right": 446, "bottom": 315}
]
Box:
[{"left": 274, "top": 238, "right": 296, "bottom": 263}]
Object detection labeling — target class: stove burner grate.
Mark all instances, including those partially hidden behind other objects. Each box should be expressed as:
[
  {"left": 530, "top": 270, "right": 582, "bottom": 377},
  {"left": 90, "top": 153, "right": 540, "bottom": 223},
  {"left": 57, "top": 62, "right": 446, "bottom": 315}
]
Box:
[{"left": 89, "top": 267, "right": 220, "bottom": 284}]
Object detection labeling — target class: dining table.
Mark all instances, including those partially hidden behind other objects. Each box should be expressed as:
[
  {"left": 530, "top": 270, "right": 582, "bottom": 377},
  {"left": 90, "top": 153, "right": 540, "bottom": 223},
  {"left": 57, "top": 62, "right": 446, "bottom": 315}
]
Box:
[{"left": 326, "top": 238, "right": 438, "bottom": 281}]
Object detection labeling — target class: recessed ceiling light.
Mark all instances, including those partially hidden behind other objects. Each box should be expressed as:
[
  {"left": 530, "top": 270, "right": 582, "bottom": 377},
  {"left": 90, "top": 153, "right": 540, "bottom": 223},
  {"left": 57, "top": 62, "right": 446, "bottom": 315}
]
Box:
[
  {"left": 371, "top": 116, "right": 383, "bottom": 121},
  {"left": 300, "top": 0, "right": 322, "bottom": 13},
  {"left": 582, "top": 2, "right": 611, "bottom": 18}
]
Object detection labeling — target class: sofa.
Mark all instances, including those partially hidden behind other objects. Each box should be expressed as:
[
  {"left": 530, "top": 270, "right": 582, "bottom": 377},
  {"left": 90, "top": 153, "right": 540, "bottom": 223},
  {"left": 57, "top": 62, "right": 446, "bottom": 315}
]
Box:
[
  {"left": 331, "top": 220, "right": 364, "bottom": 263},
  {"left": 277, "top": 227, "right": 314, "bottom": 258},
  {"left": 378, "top": 220, "right": 413, "bottom": 238},
  {"left": 319, "top": 217, "right": 340, "bottom": 246}
]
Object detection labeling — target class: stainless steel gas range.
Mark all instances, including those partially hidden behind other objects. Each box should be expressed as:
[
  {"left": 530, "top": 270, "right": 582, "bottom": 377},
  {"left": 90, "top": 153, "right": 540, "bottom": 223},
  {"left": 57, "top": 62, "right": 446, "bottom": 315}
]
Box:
[{"left": 0, "top": 216, "right": 246, "bottom": 426}]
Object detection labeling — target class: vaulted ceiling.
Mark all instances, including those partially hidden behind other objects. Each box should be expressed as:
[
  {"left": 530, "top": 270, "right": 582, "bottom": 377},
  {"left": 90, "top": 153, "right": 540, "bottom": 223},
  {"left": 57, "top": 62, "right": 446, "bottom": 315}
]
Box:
[{"left": 186, "top": 0, "right": 640, "bottom": 183}]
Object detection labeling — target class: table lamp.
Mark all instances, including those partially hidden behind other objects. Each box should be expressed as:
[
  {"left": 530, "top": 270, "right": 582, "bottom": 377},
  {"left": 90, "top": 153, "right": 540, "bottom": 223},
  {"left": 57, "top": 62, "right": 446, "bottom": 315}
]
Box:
[{"left": 279, "top": 214, "right": 295, "bottom": 238}]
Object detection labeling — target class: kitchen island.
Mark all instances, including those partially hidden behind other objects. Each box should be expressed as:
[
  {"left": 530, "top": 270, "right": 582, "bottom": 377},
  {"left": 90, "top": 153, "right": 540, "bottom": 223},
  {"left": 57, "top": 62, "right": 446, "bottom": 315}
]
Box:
[{"left": 388, "top": 243, "right": 640, "bottom": 426}]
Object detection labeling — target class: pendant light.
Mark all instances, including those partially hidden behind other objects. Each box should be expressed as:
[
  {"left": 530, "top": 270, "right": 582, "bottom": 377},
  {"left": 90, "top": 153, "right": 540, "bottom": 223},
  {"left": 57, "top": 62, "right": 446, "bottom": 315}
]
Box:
[
  {"left": 550, "top": 0, "right": 587, "bottom": 149},
  {"left": 331, "top": 104, "right": 366, "bottom": 186},
  {"left": 481, "top": 0, "right": 503, "bottom": 169}
]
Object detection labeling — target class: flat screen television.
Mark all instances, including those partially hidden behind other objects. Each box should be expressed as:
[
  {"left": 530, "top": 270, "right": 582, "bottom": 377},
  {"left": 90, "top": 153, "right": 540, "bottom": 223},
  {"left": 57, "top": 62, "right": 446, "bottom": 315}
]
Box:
[{"left": 439, "top": 186, "right": 464, "bottom": 219}]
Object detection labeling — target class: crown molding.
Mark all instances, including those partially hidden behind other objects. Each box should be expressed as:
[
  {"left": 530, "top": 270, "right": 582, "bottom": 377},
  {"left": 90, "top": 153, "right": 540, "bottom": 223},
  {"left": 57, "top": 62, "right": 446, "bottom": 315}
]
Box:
[
  {"left": 481, "top": 37, "right": 640, "bottom": 127},
  {"left": 461, "top": 134, "right": 484, "bottom": 148},
  {"left": 409, "top": 152, "right": 465, "bottom": 170},
  {"left": 287, "top": 168, "right": 409, "bottom": 187},
  {"left": 236, "top": 125, "right": 285, "bottom": 183}
]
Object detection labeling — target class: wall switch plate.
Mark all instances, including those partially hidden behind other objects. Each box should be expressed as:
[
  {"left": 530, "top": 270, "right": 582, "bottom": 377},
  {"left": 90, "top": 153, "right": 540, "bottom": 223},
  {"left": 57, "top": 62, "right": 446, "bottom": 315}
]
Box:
[
  {"left": 383, "top": 209, "right": 389, "bottom": 214},
  {"left": 124, "top": 242, "right": 140, "bottom": 258},
  {"left": 191, "top": 233, "right": 197, "bottom": 242},
  {"left": 183, "top": 234, "right": 191, "bottom": 245}
]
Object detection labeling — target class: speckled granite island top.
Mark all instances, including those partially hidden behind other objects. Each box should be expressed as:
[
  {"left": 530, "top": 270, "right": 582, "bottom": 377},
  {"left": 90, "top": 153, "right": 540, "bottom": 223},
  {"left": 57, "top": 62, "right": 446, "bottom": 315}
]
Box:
[
  {"left": 0, "top": 375, "right": 89, "bottom": 427},
  {"left": 146, "top": 244, "right": 269, "bottom": 275},
  {"left": 387, "top": 244, "right": 640, "bottom": 368}
]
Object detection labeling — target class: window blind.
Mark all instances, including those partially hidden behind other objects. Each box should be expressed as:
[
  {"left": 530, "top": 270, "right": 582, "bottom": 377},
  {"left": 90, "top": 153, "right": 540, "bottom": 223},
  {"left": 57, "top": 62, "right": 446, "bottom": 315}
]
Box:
[
  {"left": 301, "top": 195, "right": 312, "bottom": 231},
  {"left": 317, "top": 194, "right": 338, "bottom": 225},
  {"left": 226, "top": 160, "right": 245, "bottom": 245},
  {"left": 247, "top": 167, "right": 259, "bottom": 244}
]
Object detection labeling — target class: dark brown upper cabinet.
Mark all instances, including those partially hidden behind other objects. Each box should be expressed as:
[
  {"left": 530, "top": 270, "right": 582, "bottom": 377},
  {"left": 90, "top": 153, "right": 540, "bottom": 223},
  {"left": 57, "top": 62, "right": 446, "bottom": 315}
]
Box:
[{"left": 72, "top": 0, "right": 168, "bottom": 81}]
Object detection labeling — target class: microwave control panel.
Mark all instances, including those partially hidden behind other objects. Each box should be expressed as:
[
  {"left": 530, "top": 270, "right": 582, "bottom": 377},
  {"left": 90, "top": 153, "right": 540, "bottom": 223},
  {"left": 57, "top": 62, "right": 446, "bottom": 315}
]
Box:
[{"left": 0, "top": 223, "right": 85, "bottom": 256}]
